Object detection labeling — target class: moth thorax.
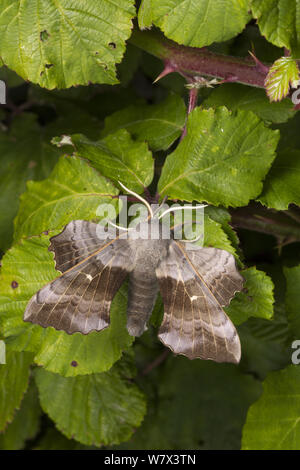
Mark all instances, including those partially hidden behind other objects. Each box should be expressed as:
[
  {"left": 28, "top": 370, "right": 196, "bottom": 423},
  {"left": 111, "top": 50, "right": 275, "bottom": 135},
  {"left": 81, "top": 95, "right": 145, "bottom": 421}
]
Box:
[{"left": 128, "top": 219, "right": 171, "bottom": 241}]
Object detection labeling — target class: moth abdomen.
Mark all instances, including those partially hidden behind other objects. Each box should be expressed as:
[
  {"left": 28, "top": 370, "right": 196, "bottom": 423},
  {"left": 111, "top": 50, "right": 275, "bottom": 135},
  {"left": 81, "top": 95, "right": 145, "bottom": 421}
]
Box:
[{"left": 126, "top": 272, "right": 159, "bottom": 337}]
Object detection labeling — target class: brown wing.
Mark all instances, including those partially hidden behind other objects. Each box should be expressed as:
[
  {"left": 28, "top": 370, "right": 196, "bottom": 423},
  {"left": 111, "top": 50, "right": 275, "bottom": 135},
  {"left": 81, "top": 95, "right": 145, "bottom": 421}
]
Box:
[
  {"left": 156, "top": 241, "right": 244, "bottom": 364},
  {"left": 24, "top": 220, "right": 133, "bottom": 334}
]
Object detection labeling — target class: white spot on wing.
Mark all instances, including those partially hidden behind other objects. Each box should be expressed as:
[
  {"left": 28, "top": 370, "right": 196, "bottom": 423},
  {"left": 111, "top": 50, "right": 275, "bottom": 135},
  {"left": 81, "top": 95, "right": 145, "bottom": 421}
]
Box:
[
  {"left": 85, "top": 273, "right": 93, "bottom": 281},
  {"left": 191, "top": 295, "right": 199, "bottom": 301}
]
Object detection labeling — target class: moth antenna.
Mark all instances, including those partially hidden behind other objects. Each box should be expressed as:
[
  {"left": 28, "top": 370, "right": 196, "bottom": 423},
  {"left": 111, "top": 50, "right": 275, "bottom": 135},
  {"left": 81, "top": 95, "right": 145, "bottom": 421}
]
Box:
[
  {"left": 118, "top": 181, "right": 154, "bottom": 218},
  {"left": 152, "top": 196, "right": 168, "bottom": 218},
  {"left": 158, "top": 204, "right": 207, "bottom": 220},
  {"left": 178, "top": 233, "right": 203, "bottom": 244},
  {"left": 108, "top": 220, "right": 133, "bottom": 231}
]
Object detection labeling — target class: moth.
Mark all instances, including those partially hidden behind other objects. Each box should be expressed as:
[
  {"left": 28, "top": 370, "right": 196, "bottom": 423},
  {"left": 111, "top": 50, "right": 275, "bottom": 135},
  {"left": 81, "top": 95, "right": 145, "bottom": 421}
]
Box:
[{"left": 24, "top": 185, "right": 244, "bottom": 364}]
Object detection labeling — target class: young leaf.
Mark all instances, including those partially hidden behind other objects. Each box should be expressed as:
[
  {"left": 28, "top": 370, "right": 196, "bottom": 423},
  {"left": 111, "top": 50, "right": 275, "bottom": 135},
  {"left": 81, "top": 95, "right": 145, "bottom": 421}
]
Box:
[
  {"left": 0, "top": 114, "right": 60, "bottom": 252},
  {"left": 101, "top": 94, "right": 186, "bottom": 151},
  {"left": 14, "top": 155, "right": 119, "bottom": 242},
  {"left": 35, "top": 361, "right": 147, "bottom": 446},
  {"left": 55, "top": 130, "right": 154, "bottom": 193},
  {"left": 226, "top": 267, "right": 274, "bottom": 325},
  {"left": 0, "top": 0, "right": 135, "bottom": 88},
  {"left": 258, "top": 149, "right": 300, "bottom": 210},
  {"left": 0, "top": 235, "right": 133, "bottom": 377},
  {"left": 242, "top": 365, "right": 300, "bottom": 450},
  {"left": 146, "top": 0, "right": 251, "bottom": 48},
  {"left": 252, "top": 0, "right": 300, "bottom": 57},
  {"left": 204, "top": 83, "right": 296, "bottom": 123},
  {"left": 0, "top": 349, "right": 33, "bottom": 432},
  {"left": 265, "top": 57, "right": 300, "bottom": 102},
  {"left": 158, "top": 107, "right": 280, "bottom": 206},
  {"left": 0, "top": 381, "right": 41, "bottom": 450}
]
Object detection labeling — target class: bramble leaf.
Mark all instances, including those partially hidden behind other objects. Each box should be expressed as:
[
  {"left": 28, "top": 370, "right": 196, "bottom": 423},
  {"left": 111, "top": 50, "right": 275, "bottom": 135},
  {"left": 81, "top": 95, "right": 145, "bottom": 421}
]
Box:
[
  {"left": 0, "top": 114, "right": 60, "bottom": 252},
  {"left": 117, "top": 356, "right": 261, "bottom": 449},
  {"left": 242, "top": 365, "right": 300, "bottom": 450},
  {"left": 252, "top": 0, "right": 300, "bottom": 57},
  {"left": 0, "top": 0, "right": 135, "bottom": 88},
  {"left": 35, "top": 359, "right": 146, "bottom": 446},
  {"left": 258, "top": 149, "right": 300, "bottom": 210},
  {"left": 0, "top": 349, "right": 33, "bottom": 432},
  {"left": 101, "top": 94, "right": 186, "bottom": 151},
  {"left": 284, "top": 264, "right": 300, "bottom": 336},
  {"left": 0, "top": 235, "right": 133, "bottom": 377},
  {"left": 144, "top": 0, "right": 251, "bottom": 48},
  {"left": 265, "top": 57, "right": 299, "bottom": 102},
  {"left": 204, "top": 83, "right": 296, "bottom": 123},
  {"left": 158, "top": 107, "right": 280, "bottom": 206},
  {"left": 55, "top": 130, "right": 154, "bottom": 193},
  {"left": 226, "top": 267, "right": 274, "bottom": 325},
  {"left": 14, "top": 155, "right": 119, "bottom": 242},
  {"left": 0, "top": 381, "right": 41, "bottom": 450}
]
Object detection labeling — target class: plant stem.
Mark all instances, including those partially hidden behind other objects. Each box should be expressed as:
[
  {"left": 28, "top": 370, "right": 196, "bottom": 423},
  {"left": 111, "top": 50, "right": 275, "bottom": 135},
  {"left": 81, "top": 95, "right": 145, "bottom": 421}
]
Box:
[
  {"left": 130, "top": 28, "right": 269, "bottom": 88},
  {"left": 230, "top": 205, "right": 300, "bottom": 245},
  {"left": 142, "top": 349, "right": 170, "bottom": 375}
]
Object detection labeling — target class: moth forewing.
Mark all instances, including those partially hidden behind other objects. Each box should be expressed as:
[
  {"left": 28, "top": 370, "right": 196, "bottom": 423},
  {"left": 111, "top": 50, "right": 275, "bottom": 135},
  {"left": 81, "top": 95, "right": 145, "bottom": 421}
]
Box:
[{"left": 23, "top": 220, "right": 134, "bottom": 334}]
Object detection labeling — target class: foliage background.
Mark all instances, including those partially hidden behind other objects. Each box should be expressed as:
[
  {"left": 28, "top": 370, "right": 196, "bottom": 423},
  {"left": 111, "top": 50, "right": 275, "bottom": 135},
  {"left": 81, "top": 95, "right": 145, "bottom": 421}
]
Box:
[{"left": 0, "top": 0, "right": 300, "bottom": 450}]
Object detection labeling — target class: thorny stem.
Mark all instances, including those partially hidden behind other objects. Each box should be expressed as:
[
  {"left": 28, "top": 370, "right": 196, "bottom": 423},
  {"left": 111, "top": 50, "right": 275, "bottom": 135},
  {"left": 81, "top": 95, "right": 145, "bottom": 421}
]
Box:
[
  {"left": 180, "top": 85, "right": 199, "bottom": 140},
  {"left": 129, "top": 28, "right": 269, "bottom": 89}
]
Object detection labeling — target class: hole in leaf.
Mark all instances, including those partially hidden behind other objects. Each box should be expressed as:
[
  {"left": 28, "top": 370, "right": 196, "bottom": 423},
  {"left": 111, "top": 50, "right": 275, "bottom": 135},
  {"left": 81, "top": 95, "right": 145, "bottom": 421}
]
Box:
[
  {"left": 45, "top": 63, "right": 53, "bottom": 69},
  {"left": 108, "top": 42, "right": 116, "bottom": 49},
  {"left": 71, "top": 360, "right": 78, "bottom": 367},
  {"left": 40, "top": 30, "right": 50, "bottom": 41},
  {"left": 11, "top": 280, "right": 18, "bottom": 289}
]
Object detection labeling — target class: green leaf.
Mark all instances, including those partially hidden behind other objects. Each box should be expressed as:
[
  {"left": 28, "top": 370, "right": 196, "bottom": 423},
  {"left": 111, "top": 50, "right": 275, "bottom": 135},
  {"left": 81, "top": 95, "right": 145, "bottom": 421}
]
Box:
[
  {"left": 147, "top": 0, "right": 251, "bottom": 48},
  {"left": 34, "top": 427, "right": 92, "bottom": 450},
  {"left": 117, "top": 43, "right": 141, "bottom": 87},
  {"left": 35, "top": 360, "right": 147, "bottom": 447},
  {"left": 252, "top": 0, "right": 300, "bottom": 57},
  {"left": 204, "top": 83, "right": 296, "bottom": 123},
  {"left": 284, "top": 264, "right": 300, "bottom": 336},
  {"left": 0, "top": 235, "right": 133, "bottom": 377},
  {"left": 258, "top": 149, "right": 300, "bottom": 210},
  {"left": 0, "top": 381, "right": 41, "bottom": 450},
  {"left": 242, "top": 365, "right": 300, "bottom": 450},
  {"left": 101, "top": 94, "right": 186, "bottom": 151},
  {"left": 158, "top": 107, "right": 280, "bottom": 206},
  {"left": 0, "top": 0, "right": 135, "bottom": 89},
  {"left": 0, "top": 65, "right": 24, "bottom": 87},
  {"left": 0, "top": 349, "right": 32, "bottom": 432},
  {"left": 265, "top": 57, "right": 300, "bottom": 102},
  {"left": 203, "top": 214, "right": 237, "bottom": 258},
  {"left": 205, "top": 206, "right": 241, "bottom": 256},
  {"left": 56, "top": 129, "right": 154, "bottom": 193},
  {"left": 0, "top": 114, "right": 60, "bottom": 252},
  {"left": 14, "top": 155, "right": 119, "bottom": 242},
  {"left": 138, "top": 0, "right": 153, "bottom": 30},
  {"left": 226, "top": 267, "right": 274, "bottom": 325},
  {"left": 118, "top": 356, "right": 261, "bottom": 449},
  {"left": 238, "top": 317, "right": 291, "bottom": 380}
]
